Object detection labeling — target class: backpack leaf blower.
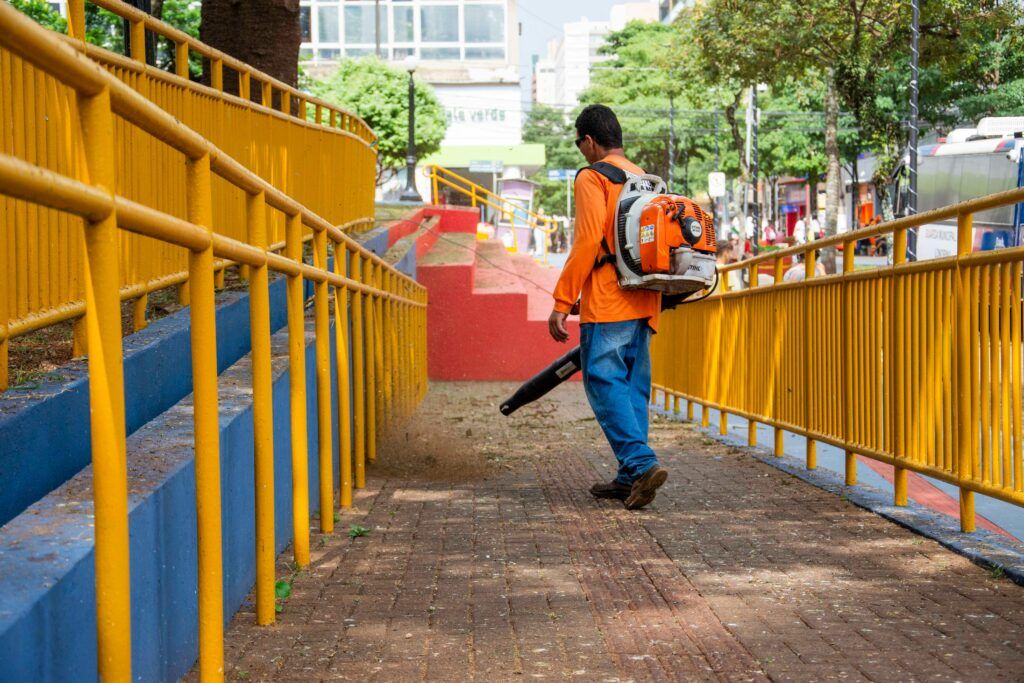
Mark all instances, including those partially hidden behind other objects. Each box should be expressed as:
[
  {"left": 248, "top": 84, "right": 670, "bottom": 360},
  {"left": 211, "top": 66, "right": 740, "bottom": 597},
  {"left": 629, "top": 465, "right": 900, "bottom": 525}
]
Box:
[
  {"left": 500, "top": 163, "right": 718, "bottom": 417},
  {"left": 591, "top": 162, "right": 718, "bottom": 296}
]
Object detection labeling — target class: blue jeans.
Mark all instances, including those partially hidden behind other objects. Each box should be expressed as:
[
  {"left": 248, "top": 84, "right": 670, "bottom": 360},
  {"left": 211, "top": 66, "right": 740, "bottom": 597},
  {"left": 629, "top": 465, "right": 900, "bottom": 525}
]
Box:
[{"left": 580, "top": 319, "right": 658, "bottom": 485}]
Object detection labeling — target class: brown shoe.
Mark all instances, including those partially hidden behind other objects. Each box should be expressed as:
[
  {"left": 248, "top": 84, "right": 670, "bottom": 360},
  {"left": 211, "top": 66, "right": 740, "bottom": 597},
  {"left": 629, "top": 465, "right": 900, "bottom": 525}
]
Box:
[
  {"left": 590, "top": 480, "right": 632, "bottom": 500},
  {"left": 625, "top": 466, "right": 668, "bottom": 510}
]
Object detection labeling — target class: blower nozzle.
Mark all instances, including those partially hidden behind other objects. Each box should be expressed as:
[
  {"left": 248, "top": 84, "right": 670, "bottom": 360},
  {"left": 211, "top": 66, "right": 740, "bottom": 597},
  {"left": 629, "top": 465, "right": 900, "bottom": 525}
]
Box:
[{"left": 499, "top": 346, "right": 582, "bottom": 415}]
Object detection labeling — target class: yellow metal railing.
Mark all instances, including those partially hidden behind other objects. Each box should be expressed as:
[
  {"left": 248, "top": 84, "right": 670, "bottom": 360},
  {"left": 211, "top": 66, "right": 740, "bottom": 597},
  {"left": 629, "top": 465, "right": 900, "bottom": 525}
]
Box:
[
  {"left": 653, "top": 183, "right": 1024, "bottom": 532},
  {"left": 425, "top": 163, "right": 559, "bottom": 258},
  {"left": 0, "top": 4, "right": 427, "bottom": 682},
  {"left": 0, "top": 0, "right": 377, "bottom": 388}
]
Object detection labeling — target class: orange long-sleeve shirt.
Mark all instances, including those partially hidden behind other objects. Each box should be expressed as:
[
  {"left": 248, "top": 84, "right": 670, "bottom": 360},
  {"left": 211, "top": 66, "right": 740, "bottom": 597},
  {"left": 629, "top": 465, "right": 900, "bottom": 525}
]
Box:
[{"left": 552, "top": 154, "right": 661, "bottom": 331}]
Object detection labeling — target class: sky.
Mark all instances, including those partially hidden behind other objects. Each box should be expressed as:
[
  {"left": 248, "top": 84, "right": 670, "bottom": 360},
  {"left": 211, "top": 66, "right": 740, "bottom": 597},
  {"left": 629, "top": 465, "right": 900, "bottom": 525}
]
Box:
[{"left": 516, "top": 0, "right": 630, "bottom": 106}]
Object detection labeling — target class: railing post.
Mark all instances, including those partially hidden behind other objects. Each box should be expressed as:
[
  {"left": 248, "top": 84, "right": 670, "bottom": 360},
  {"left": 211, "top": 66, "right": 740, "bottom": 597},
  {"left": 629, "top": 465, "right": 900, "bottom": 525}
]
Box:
[
  {"left": 893, "top": 226, "right": 908, "bottom": 504},
  {"left": 719, "top": 271, "right": 730, "bottom": 436},
  {"left": 286, "top": 212, "right": 311, "bottom": 567},
  {"left": 246, "top": 191, "right": 276, "bottom": 625},
  {"left": 132, "top": 293, "right": 148, "bottom": 331},
  {"left": 186, "top": 152, "right": 225, "bottom": 680},
  {"left": 334, "top": 244, "right": 353, "bottom": 508},
  {"left": 363, "top": 256, "right": 377, "bottom": 465},
  {"left": 0, "top": 216, "right": 7, "bottom": 388},
  {"left": 805, "top": 248, "right": 817, "bottom": 470},
  {"left": 843, "top": 242, "right": 856, "bottom": 485},
  {"left": 175, "top": 41, "right": 190, "bottom": 79},
  {"left": 746, "top": 263, "right": 757, "bottom": 446},
  {"left": 78, "top": 85, "right": 132, "bottom": 683},
  {"left": 956, "top": 212, "right": 975, "bottom": 531},
  {"left": 66, "top": 0, "right": 85, "bottom": 41},
  {"left": 773, "top": 256, "right": 784, "bottom": 456},
  {"left": 351, "top": 252, "right": 366, "bottom": 489},
  {"left": 210, "top": 58, "right": 223, "bottom": 91},
  {"left": 313, "top": 226, "right": 334, "bottom": 533},
  {"left": 372, "top": 262, "right": 385, "bottom": 455},
  {"left": 239, "top": 71, "right": 250, "bottom": 102}
]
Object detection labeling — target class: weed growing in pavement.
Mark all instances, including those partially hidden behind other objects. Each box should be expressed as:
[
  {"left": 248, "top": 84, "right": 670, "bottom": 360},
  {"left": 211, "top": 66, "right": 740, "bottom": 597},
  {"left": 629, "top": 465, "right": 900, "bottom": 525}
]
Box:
[
  {"left": 989, "top": 565, "right": 1006, "bottom": 580},
  {"left": 274, "top": 578, "right": 293, "bottom": 613},
  {"left": 333, "top": 511, "right": 341, "bottom": 523},
  {"left": 349, "top": 524, "right": 370, "bottom": 539}
]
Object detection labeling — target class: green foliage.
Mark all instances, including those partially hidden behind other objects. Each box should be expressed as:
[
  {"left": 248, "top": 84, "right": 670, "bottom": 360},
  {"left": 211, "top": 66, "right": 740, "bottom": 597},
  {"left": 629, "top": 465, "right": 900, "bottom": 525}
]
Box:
[
  {"left": 522, "top": 104, "right": 577, "bottom": 215},
  {"left": 274, "top": 578, "right": 293, "bottom": 600},
  {"left": 348, "top": 524, "right": 370, "bottom": 539},
  {"left": 274, "top": 577, "right": 293, "bottom": 613},
  {"left": 310, "top": 58, "right": 447, "bottom": 185},
  {"left": 683, "top": 0, "right": 1024, "bottom": 201},
  {"left": 8, "top": 0, "right": 66, "bottom": 31},
  {"left": 12, "top": 0, "right": 202, "bottom": 78}
]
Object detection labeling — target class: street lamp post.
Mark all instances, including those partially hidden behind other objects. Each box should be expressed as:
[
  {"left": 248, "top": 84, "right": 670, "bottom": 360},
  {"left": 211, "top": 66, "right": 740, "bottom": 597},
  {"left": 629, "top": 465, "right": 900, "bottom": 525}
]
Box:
[
  {"left": 906, "top": 0, "right": 920, "bottom": 259},
  {"left": 400, "top": 57, "right": 423, "bottom": 203}
]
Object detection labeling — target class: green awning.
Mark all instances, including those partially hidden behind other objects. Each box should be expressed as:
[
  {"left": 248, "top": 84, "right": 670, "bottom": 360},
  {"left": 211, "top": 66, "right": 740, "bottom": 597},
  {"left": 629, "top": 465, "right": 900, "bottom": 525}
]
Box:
[{"left": 421, "top": 143, "right": 546, "bottom": 168}]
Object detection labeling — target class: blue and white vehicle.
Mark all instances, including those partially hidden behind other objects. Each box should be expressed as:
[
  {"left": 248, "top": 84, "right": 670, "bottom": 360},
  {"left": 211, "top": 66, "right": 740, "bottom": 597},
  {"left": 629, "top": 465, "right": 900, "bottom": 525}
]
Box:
[{"left": 896, "top": 117, "right": 1024, "bottom": 260}]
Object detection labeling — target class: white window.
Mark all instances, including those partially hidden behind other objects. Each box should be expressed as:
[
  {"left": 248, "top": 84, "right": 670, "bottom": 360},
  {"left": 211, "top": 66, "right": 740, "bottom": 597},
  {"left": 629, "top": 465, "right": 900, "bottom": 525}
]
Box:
[
  {"left": 392, "top": 5, "right": 414, "bottom": 42},
  {"left": 421, "top": 5, "right": 458, "bottom": 43},
  {"left": 464, "top": 4, "right": 503, "bottom": 43},
  {"left": 345, "top": 5, "right": 387, "bottom": 45},
  {"left": 317, "top": 5, "right": 339, "bottom": 43}
]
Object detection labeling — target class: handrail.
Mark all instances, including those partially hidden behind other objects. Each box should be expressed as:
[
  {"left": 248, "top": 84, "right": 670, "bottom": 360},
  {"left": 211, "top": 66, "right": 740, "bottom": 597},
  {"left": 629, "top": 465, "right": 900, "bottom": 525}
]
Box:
[
  {"left": 652, "top": 175, "right": 1024, "bottom": 540},
  {"left": 425, "top": 164, "right": 560, "bottom": 258},
  {"left": 0, "top": 5, "right": 427, "bottom": 682},
  {"left": 718, "top": 183, "right": 1024, "bottom": 274},
  {"left": 81, "top": 0, "right": 375, "bottom": 144}
]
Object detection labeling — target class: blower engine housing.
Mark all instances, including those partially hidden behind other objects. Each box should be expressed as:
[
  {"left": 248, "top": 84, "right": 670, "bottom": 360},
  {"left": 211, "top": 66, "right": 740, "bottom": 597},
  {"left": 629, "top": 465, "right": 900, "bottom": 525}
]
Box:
[{"left": 610, "top": 173, "right": 718, "bottom": 295}]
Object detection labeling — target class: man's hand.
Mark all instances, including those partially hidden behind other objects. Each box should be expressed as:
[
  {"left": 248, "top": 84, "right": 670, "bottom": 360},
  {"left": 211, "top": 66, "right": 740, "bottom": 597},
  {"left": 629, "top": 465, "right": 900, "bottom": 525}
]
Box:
[{"left": 548, "top": 309, "right": 570, "bottom": 343}]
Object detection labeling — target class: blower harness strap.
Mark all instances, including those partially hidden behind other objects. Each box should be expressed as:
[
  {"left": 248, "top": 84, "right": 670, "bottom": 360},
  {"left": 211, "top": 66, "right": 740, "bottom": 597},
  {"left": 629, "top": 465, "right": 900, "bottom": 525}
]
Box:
[{"left": 576, "top": 161, "right": 629, "bottom": 269}]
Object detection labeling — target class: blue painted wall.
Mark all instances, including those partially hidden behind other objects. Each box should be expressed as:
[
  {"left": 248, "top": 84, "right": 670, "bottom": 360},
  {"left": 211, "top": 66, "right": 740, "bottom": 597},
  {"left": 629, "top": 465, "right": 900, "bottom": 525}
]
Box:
[
  {"left": 0, "top": 226, "right": 417, "bottom": 530},
  {"left": 0, "top": 280, "right": 289, "bottom": 528},
  {"left": 0, "top": 322, "right": 344, "bottom": 681},
  {"left": 0, "top": 228, "right": 417, "bottom": 681}
]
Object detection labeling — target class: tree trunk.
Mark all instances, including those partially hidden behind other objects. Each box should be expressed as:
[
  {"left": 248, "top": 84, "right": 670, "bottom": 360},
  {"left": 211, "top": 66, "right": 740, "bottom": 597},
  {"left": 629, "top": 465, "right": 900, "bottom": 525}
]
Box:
[
  {"left": 822, "top": 69, "right": 841, "bottom": 274},
  {"left": 200, "top": 0, "right": 301, "bottom": 98}
]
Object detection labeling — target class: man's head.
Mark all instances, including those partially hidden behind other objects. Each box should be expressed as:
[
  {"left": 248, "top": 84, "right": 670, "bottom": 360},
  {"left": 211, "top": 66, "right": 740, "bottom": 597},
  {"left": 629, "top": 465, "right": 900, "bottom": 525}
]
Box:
[{"left": 574, "top": 104, "right": 623, "bottom": 164}]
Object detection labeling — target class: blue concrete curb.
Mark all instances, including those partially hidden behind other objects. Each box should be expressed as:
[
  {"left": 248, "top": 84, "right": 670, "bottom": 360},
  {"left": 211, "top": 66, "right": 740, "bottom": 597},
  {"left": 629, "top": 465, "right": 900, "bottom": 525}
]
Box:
[{"left": 651, "top": 404, "right": 1024, "bottom": 587}]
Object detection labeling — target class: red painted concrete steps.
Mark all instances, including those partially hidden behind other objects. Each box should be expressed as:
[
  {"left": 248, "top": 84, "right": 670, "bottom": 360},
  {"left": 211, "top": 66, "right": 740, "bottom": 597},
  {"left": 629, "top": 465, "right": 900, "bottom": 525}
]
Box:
[{"left": 413, "top": 207, "right": 580, "bottom": 381}]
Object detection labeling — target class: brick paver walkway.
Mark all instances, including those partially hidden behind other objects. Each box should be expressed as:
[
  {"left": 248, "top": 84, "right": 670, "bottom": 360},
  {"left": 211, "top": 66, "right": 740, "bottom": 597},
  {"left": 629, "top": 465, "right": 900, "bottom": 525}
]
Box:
[{"left": 208, "top": 382, "right": 1024, "bottom": 682}]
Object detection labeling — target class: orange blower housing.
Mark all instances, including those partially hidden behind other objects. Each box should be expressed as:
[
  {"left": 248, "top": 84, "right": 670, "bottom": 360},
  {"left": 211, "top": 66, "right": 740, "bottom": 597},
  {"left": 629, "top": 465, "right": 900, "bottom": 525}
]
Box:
[{"left": 637, "top": 195, "right": 717, "bottom": 274}]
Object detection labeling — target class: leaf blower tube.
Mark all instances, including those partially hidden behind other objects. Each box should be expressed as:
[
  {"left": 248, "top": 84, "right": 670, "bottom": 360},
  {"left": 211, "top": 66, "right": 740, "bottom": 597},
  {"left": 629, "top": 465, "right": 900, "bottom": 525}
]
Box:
[
  {"left": 498, "top": 288, "right": 715, "bottom": 416},
  {"left": 499, "top": 346, "right": 582, "bottom": 416}
]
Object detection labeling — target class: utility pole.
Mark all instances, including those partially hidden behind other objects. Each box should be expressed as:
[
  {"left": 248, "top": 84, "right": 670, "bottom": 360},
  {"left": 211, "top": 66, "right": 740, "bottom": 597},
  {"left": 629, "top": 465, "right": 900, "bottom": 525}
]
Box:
[
  {"left": 749, "top": 86, "right": 760, "bottom": 256},
  {"left": 907, "top": 0, "right": 920, "bottom": 259},
  {"left": 668, "top": 93, "right": 676, "bottom": 190}
]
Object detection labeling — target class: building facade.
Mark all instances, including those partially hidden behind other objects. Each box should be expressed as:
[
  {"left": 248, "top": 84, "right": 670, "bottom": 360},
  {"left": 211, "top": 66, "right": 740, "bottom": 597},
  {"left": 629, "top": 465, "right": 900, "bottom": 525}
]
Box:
[
  {"left": 532, "top": 2, "right": 657, "bottom": 108},
  {"left": 299, "top": 0, "right": 538, "bottom": 198}
]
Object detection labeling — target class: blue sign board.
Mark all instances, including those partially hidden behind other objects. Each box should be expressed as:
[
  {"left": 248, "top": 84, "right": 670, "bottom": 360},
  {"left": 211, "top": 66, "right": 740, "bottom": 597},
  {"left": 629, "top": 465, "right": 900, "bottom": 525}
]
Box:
[{"left": 547, "top": 169, "right": 577, "bottom": 181}]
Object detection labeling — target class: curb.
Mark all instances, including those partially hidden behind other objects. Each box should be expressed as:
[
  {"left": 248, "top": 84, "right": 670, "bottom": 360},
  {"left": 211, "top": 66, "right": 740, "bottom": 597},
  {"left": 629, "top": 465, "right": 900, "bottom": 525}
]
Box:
[{"left": 652, "top": 406, "right": 1024, "bottom": 587}]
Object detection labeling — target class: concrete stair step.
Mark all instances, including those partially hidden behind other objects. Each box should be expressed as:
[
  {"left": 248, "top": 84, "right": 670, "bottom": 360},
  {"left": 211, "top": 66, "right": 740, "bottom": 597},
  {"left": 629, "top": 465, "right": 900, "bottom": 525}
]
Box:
[
  {"left": 473, "top": 240, "right": 526, "bottom": 295},
  {"left": 509, "top": 253, "right": 562, "bottom": 320},
  {"left": 418, "top": 231, "right": 476, "bottom": 268}
]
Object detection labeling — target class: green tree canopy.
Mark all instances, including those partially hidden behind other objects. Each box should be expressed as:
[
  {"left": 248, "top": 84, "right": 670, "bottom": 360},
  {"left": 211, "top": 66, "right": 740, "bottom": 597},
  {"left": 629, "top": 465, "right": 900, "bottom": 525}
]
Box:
[
  {"left": 310, "top": 57, "right": 446, "bottom": 187},
  {"left": 522, "top": 104, "right": 578, "bottom": 216}
]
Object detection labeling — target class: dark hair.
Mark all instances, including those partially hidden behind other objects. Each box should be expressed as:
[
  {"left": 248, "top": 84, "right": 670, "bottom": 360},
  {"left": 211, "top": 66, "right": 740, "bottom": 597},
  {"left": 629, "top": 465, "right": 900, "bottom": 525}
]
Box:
[{"left": 575, "top": 104, "right": 623, "bottom": 148}]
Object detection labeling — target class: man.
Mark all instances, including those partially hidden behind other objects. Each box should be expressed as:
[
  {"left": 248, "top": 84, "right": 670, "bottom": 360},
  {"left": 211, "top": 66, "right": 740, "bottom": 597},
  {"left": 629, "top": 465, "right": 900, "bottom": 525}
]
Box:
[
  {"left": 793, "top": 215, "right": 807, "bottom": 245},
  {"left": 547, "top": 104, "right": 668, "bottom": 510}
]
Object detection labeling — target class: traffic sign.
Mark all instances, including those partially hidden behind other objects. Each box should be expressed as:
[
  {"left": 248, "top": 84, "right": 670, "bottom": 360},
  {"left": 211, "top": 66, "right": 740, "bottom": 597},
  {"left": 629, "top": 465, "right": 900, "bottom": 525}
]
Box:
[
  {"left": 708, "top": 171, "right": 726, "bottom": 198},
  {"left": 547, "top": 169, "right": 577, "bottom": 181},
  {"left": 469, "top": 160, "right": 504, "bottom": 173}
]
